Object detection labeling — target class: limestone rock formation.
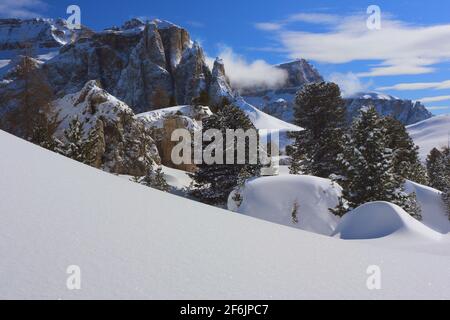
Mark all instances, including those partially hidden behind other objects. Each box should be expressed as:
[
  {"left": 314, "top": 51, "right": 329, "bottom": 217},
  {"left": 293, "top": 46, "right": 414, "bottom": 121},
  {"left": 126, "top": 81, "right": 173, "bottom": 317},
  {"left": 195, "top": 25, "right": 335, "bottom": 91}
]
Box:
[{"left": 54, "top": 80, "right": 161, "bottom": 175}]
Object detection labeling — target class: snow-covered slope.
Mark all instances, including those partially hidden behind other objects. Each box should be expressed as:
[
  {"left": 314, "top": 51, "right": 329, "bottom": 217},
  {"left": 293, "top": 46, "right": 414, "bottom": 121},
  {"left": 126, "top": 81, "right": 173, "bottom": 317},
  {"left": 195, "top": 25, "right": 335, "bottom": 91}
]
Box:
[
  {"left": 1, "top": 131, "right": 450, "bottom": 299},
  {"left": 332, "top": 202, "right": 443, "bottom": 241},
  {"left": 405, "top": 181, "right": 450, "bottom": 234},
  {"left": 228, "top": 175, "right": 341, "bottom": 236},
  {"left": 407, "top": 114, "right": 450, "bottom": 161}
]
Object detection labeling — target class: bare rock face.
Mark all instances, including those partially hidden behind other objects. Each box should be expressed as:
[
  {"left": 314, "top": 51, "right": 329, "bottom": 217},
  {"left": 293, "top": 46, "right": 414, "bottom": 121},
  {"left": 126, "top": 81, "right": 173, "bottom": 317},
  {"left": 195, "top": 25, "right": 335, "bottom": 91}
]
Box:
[
  {"left": 40, "top": 18, "right": 230, "bottom": 114},
  {"left": 209, "top": 58, "right": 235, "bottom": 109},
  {"left": 55, "top": 80, "right": 161, "bottom": 176},
  {"left": 136, "top": 105, "right": 212, "bottom": 172},
  {"left": 174, "top": 42, "right": 211, "bottom": 106},
  {"left": 344, "top": 92, "right": 432, "bottom": 126}
]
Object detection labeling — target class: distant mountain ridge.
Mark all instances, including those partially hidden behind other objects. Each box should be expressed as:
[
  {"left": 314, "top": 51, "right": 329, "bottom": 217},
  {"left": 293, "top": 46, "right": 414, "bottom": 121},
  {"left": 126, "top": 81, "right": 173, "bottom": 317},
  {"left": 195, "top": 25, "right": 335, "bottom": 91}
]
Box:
[{"left": 242, "top": 63, "right": 433, "bottom": 126}]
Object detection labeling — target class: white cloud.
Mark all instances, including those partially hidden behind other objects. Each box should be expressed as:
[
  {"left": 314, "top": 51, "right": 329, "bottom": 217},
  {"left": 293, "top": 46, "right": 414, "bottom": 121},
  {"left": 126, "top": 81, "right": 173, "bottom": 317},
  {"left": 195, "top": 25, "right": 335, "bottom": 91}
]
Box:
[
  {"left": 328, "top": 72, "right": 372, "bottom": 97},
  {"left": 287, "top": 13, "right": 340, "bottom": 25},
  {"left": 0, "top": 0, "right": 47, "bottom": 18},
  {"left": 207, "top": 46, "right": 288, "bottom": 91},
  {"left": 257, "top": 12, "right": 450, "bottom": 77},
  {"left": 377, "top": 80, "right": 450, "bottom": 91},
  {"left": 426, "top": 106, "right": 450, "bottom": 111},
  {"left": 254, "top": 22, "right": 284, "bottom": 31},
  {"left": 419, "top": 95, "right": 450, "bottom": 103}
]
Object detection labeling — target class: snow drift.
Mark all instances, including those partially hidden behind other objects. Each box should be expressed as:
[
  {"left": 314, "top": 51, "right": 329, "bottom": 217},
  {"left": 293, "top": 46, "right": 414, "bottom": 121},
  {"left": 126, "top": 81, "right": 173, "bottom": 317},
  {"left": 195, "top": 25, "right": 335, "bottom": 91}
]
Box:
[
  {"left": 229, "top": 175, "right": 341, "bottom": 236},
  {"left": 407, "top": 114, "right": 450, "bottom": 161},
  {"left": 405, "top": 180, "right": 450, "bottom": 234},
  {"left": 332, "top": 202, "right": 443, "bottom": 241},
  {"left": 1, "top": 130, "right": 450, "bottom": 299}
]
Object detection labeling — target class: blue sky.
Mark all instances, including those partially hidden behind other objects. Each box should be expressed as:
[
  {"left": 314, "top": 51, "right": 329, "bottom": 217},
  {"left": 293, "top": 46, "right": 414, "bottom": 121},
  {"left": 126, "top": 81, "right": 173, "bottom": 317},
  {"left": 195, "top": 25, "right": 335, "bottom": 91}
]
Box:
[{"left": 3, "top": 0, "right": 450, "bottom": 114}]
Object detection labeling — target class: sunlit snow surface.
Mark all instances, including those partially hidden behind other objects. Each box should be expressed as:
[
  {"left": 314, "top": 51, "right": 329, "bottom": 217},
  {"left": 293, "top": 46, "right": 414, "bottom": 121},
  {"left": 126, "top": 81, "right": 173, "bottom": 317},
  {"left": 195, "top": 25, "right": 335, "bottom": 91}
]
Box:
[{"left": 0, "top": 130, "right": 449, "bottom": 299}]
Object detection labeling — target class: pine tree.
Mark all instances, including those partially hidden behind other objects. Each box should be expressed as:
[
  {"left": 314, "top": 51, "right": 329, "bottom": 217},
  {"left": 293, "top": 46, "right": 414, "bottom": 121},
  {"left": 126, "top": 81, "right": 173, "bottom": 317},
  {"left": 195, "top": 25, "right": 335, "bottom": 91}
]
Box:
[
  {"left": 64, "top": 117, "right": 86, "bottom": 162},
  {"left": 334, "top": 107, "right": 420, "bottom": 218},
  {"left": 383, "top": 117, "right": 428, "bottom": 185},
  {"left": 288, "top": 82, "right": 346, "bottom": 178},
  {"left": 426, "top": 148, "right": 449, "bottom": 191},
  {"left": 189, "top": 105, "right": 261, "bottom": 205},
  {"left": 141, "top": 167, "right": 170, "bottom": 192},
  {"left": 83, "top": 121, "right": 105, "bottom": 168},
  {"left": 231, "top": 167, "right": 254, "bottom": 208},
  {"left": 3, "top": 53, "right": 60, "bottom": 147}
]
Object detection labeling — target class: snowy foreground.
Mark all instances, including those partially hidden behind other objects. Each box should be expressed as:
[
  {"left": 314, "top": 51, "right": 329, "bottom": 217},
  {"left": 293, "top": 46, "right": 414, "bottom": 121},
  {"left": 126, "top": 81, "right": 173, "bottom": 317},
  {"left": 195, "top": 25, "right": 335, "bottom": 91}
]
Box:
[{"left": 1, "top": 131, "right": 450, "bottom": 300}]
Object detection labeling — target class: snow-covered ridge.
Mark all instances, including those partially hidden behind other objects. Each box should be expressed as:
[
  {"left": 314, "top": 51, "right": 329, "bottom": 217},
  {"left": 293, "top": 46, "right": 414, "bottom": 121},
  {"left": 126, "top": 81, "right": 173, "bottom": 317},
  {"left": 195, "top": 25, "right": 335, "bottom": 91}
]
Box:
[
  {"left": 347, "top": 91, "right": 399, "bottom": 101},
  {"left": 1, "top": 130, "right": 450, "bottom": 299},
  {"left": 407, "top": 114, "right": 450, "bottom": 161},
  {"left": 0, "top": 18, "right": 86, "bottom": 50}
]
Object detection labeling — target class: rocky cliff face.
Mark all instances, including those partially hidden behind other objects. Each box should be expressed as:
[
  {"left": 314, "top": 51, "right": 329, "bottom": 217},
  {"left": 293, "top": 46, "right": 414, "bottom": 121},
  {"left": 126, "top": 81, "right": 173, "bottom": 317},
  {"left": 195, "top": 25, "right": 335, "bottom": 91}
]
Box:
[
  {"left": 136, "top": 105, "right": 212, "bottom": 172},
  {"left": 54, "top": 80, "right": 160, "bottom": 175},
  {"left": 242, "top": 59, "right": 323, "bottom": 123},
  {"left": 344, "top": 92, "right": 432, "bottom": 125},
  {"left": 40, "top": 18, "right": 229, "bottom": 114}
]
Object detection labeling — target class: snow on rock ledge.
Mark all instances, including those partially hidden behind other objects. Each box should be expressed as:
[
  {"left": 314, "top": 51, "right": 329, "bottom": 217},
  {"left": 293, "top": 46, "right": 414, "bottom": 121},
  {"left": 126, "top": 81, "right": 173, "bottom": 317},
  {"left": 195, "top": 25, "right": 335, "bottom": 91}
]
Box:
[
  {"left": 228, "top": 175, "right": 342, "bottom": 236},
  {"left": 332, "top": 202, "right": 443, "bottom": 240},
  {"left": 54, "top": 80, "right": 161, "bottom": 175}
]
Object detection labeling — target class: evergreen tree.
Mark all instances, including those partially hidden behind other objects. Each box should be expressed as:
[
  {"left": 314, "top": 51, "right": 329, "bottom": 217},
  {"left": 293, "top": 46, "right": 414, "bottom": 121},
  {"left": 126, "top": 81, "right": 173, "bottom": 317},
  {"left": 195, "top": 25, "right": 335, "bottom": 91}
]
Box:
[
  {"left": 334, "top": 107, "right": 420, "bottom": 218},
  {"left": 426, "top": 148, "right": 449, "bottom": 191},
  {"left": 287, "top": 82, "right": 346, "bottom": 178},
  {"left": 2, "top": 53, "right": 60, "bottom": 147},
  {"left": 64, "top": 117, "right": 86, "bottom": 162},
  {"left": 141, "top": 167, "right": 170, "bottom": 192},
  {"left": 189, "top": 105, "right": 261, "bottom": 205},
  {"left": 383, "top": 117, "right": 428, "bottom": 185},
  {"left": 231, "top": 167, "right": 254, "bottom": 208},
  {"left": 83, "top": 121, "right": 105, "bottom": 168}
]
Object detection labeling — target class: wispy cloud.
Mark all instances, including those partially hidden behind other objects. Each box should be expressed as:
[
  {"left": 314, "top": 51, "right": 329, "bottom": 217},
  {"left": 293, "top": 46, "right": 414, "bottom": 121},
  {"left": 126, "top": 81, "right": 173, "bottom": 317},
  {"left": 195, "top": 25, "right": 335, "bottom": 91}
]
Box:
[
  {"left": 287, "top": 13, "right": 340, "bottom": 25},
  {"left": 426, "top": 106, "right": 450, "bottom": 111},
  {"left": 328, "top": 72, "right": 372, "bottom": 97},
  {"left": 206, "top": 46, "right": 287, "bottom": 91},
  {"left": 256, "top": 12, "right": 450, "bottom": 77},
  {"left": 0, "top": 0, "right": 47, "bottom": 18},
  {"left": 419, "top": 95, "right": 450, "bottom": 103},
  {"left": 254, "top": 22, "right": 284, "bottom": 31},
  {"left": 377, "top": 80, "right": 450, "bottom": 91}
]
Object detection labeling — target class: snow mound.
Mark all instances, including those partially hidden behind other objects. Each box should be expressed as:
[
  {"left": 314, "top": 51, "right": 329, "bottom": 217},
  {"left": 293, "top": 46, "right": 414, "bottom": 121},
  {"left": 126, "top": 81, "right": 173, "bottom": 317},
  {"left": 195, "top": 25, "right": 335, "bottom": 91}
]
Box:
[
  {"left": 332, "top": 202, "right": 443, "bottom": 240},
  {"left": 229, "top": 175, "right": 341, "bottom": 236},
  {"left": 405, "top": 181, "right": 450, "bottom": 234},
  {"left": 407, "top": 114, "right": 450, "bottom": 161}
]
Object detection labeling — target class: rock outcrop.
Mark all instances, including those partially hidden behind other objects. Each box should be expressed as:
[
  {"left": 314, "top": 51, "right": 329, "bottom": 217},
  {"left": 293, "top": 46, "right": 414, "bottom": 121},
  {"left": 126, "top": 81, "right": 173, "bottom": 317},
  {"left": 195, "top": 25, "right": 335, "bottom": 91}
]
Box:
[
  {"left": 208, "top": 58, "right": 235, "bottom": 109},
  {"left": 54, "top": 80, "right": 161, "bottom": 176},
  {"left": 136, "top": 105, "right": 212, "bottom": 172}
]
